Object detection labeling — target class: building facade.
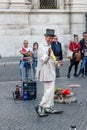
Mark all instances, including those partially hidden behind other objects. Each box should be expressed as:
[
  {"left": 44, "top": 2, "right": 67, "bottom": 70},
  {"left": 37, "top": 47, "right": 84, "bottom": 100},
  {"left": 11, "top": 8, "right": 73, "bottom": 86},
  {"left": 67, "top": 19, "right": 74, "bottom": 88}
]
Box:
[{"left": 0, "top": 0, "right": 87, "bottom": 56}]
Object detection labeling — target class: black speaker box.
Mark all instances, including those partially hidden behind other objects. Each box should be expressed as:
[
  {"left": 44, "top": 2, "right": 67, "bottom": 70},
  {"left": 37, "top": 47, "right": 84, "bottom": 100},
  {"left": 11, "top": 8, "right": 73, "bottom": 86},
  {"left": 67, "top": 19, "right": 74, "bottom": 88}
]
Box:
[{"left": 22, "top": 81, "right": 37, "bottom": 100}]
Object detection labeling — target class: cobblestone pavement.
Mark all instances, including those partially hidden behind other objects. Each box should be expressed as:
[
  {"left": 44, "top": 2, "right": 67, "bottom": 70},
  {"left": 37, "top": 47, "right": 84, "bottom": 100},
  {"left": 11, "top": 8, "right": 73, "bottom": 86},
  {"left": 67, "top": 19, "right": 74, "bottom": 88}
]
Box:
[
  {"left": 0, "top": 77, "right": 87, "bottom": 130},
  {"left": 0, "top": 57, "right": 74, "bottom": 82},
  {"left": 0, "top": 57, "right": 87, "bottom": 130}
]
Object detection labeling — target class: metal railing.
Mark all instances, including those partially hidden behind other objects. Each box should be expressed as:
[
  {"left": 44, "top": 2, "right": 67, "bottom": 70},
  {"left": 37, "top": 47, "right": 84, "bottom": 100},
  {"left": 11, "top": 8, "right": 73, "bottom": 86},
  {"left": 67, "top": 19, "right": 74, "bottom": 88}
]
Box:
[{"left": 40, "top": 0, "right": 57, "bottom": 9}]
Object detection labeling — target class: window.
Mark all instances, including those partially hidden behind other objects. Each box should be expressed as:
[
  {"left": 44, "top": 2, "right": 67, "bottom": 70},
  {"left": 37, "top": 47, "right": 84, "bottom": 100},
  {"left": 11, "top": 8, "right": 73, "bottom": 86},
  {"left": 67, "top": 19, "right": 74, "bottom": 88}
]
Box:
[{"left": 40, "top": 0, "right": 57, "bottom": 9}]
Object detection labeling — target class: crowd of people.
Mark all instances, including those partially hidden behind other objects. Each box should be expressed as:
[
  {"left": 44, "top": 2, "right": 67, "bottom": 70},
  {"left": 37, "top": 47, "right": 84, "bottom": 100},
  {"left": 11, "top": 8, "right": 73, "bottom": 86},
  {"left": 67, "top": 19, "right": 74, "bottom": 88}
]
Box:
[
  {"left": 67, "top": 32, "right": 87, "bottom": 78},
  {"left": 19, "top": 29, "right": 87, "bottom": 117},
  {"left": 19, "top": 35, "right": 63, "bottom": 81},
  {"left": 19, "top": 40, "right": 38, "bottom": 81},
  {"left": 19, "top": 31, "right": 87, "bottom": 81},
  {"left": 20, "top": 29, "right": 87, "bottom": 117},
  {"left": 19, "top": 29, "right": 64, "bottom": 117}
]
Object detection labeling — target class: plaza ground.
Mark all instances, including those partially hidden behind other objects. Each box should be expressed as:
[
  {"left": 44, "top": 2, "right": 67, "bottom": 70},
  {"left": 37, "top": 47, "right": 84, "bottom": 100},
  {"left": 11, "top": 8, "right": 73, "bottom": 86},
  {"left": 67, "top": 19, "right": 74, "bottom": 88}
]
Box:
[{"left": 0, "top": 57, "right": 87, "bottom": 130}]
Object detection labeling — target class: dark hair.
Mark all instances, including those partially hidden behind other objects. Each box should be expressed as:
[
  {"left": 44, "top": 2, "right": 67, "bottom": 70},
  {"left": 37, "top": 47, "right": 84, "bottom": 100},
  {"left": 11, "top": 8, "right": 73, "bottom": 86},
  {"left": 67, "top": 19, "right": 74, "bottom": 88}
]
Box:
[
  {"left": 83, "top": 32, "right": 87, "bottom": 35},
  {"left": 33, "top": 42, "right": 38, "bottom": 50},
  {"left": 23, "top": 40, "right": 28, "bottom": 44},
  {"left": 74, "top": 34, "right": 78, "bottom": 38}
]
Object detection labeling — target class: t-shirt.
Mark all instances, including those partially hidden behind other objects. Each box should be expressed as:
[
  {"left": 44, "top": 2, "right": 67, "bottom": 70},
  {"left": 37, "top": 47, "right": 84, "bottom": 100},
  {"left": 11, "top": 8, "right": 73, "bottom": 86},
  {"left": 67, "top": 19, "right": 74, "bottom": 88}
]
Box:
[
  {"left": 20, "top": 47, "right": 32, "bottom": 53},
  {"left": 32, "top": 50, "right": 38, "bottom": 58},
  {"left": 19, "top": 47, "right": 32, "bottom": 59},
  {"left": 84, "top": 47, "right": 87, "bottom": 57},
  {"left": 54, "top": 43, "right": 61, "bottom": 55}
]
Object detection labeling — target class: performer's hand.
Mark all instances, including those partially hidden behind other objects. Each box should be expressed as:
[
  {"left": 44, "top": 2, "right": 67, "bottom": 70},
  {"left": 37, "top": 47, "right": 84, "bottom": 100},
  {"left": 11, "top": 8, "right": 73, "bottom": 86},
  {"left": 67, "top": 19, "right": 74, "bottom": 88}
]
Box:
[
  {"left": 48, "top": 48, "right": 51, "bottom": 56},
  {"left": 57, "top": 60, "right": 63, "bottom": 66},
  {"left": 61, "top": 60, "right": 64, "bottom": 66}
]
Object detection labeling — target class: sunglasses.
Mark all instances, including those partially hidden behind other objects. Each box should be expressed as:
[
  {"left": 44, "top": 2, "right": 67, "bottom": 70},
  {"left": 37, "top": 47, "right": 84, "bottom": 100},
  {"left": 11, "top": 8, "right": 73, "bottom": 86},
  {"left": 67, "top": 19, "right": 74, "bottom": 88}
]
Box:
[{"left": 24, "top": 42, "right": 28, "bottom": 44}]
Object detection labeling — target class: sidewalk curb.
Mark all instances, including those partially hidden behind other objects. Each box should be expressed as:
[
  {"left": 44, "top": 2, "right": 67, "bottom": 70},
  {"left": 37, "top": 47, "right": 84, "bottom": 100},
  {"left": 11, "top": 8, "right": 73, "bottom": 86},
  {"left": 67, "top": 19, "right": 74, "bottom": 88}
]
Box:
[
  {"left": 0, "top": 59, "right": 69, "bottom": 65},
  {"left": 0, "top": 61, "right": 19, "bottom": 65}
]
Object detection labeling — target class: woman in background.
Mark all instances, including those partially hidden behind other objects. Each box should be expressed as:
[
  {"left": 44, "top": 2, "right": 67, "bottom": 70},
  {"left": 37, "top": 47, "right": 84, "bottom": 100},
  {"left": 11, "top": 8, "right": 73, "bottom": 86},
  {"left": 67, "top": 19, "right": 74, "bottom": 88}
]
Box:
[
  {"left": 67, "top": 34, "right": 81, "bottom": 78},
  {"left": 32, "top": 42, "right": 38, "bottom": 80}
]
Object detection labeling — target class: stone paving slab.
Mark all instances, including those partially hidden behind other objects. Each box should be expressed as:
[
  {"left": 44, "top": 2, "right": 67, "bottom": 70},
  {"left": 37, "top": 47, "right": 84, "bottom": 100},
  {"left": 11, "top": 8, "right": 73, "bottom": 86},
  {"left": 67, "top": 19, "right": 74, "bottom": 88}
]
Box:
[
  {"left": 0, "top": 78, "right": 87, "bottom": 130},
  {"left": 0, "top": 57, "right": 20, "bottom": 63},
  {"left": 0, "top": 59, "right": 75, "bottom": 82}
]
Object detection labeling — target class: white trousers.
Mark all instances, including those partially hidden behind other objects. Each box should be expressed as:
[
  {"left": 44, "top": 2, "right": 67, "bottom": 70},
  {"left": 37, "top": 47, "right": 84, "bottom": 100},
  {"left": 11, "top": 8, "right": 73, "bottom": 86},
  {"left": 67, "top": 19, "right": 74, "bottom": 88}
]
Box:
[{"left": 40, "top": 81, "right": 55, "bottom": 108}]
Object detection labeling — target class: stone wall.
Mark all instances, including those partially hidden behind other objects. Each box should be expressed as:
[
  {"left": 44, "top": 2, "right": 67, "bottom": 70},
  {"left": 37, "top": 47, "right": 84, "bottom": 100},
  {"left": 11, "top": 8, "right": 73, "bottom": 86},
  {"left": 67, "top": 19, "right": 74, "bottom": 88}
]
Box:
[{"left": 0, "top": 0, "right": 87, "bottom": 56}]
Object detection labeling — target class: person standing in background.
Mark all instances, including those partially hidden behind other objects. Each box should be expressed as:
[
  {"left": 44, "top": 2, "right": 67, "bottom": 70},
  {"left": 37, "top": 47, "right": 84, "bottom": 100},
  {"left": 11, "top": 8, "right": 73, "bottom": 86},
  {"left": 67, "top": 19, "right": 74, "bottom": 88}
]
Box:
[
  {"left": 77, "top": 41, "right": 87, "bottom": 77},
  {"left": 19, "top": 40, "right": 32, "bottom": 80},
  {"left": 79, "top": 32, "right": 87, "bottom": 76},
  {"left": 51, "top": 36, "right": 63, "bottom": 78},
  {"left": 67, "top": 34, "right": 81, "bottom": 78},
  {"left": 32, "top": 42, "right": 38, "bottom": 80}
]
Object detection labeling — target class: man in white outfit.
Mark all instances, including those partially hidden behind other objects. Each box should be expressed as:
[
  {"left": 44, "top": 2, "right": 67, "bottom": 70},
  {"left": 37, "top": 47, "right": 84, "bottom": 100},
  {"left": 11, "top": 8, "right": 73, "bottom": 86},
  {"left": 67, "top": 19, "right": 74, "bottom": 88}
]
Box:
[{"left": 35, "top": 29, "right": 63, "bottom": 117}]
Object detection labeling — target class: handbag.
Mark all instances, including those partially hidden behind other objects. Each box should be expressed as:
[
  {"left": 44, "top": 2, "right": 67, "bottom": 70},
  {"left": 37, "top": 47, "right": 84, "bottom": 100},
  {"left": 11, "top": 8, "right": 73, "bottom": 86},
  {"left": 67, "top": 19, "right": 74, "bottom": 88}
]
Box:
[
  {"left": 67, "top": 49, "right": 73, "bottom": 59},
  {"left": 75, "top": 52, "right": 81, "bottom": 62}
]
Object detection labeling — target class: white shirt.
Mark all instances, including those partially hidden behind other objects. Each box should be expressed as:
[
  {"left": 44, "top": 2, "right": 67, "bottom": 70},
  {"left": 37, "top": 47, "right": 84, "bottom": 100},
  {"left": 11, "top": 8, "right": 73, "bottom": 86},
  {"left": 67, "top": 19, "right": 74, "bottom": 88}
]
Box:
[{"left": 19, "top": 46, "right": 32, "bottom": 59}]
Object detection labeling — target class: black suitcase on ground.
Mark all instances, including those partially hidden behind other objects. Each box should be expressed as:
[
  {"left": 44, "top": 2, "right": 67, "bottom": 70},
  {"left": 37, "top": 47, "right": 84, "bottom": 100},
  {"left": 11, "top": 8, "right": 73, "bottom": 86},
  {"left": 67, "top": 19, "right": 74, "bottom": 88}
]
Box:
[{"left": 22, "top": 81, "right": 37, "bottom": 100}]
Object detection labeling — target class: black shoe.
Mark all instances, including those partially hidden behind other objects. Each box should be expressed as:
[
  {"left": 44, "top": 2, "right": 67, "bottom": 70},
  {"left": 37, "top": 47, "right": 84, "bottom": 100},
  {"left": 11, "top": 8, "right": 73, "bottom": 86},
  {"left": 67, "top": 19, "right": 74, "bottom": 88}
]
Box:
[
  {"left": 74, "top": 74, "right": 79, "bottom": 77},
  {"left": 81, "top": 74, "right": 85, "bottom": 77},
  {"left": 74, "top": 74, "right": 77, "bottom": 77},
  {"left": 45, "top": 108, "right": 64, "bottom": 114},
  {"left": 67, "top": 73, "right": 70, "bottom": 78},
  {"left": 35, "top": 106, "right": 49, "bottom": 117},
  {"left": 76, "top": 74, "right": 80, "bottom": 77}
]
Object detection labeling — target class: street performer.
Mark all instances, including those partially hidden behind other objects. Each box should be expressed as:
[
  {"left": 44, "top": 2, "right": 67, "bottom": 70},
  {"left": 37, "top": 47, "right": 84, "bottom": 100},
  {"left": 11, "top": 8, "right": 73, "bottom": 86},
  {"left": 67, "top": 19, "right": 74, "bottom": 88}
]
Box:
[{"left": 35, "top": 29, "right": 63, "bottom": 117}]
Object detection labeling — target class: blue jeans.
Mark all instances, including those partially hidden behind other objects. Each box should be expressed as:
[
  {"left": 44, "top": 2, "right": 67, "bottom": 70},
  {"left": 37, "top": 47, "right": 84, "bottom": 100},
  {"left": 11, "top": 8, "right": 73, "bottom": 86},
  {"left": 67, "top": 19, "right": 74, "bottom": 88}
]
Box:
[
  {"left": 56, "top": 67, "right": 60, "bottom": 78},
  {"left": 77, "top": 57, "right": 87, "bottom": 76},
  {"left": 19, "top": 60, "right": 31, "bottom": 80},
  {"left": 32, "top": 58, "right": 38, "bottom": 80}
]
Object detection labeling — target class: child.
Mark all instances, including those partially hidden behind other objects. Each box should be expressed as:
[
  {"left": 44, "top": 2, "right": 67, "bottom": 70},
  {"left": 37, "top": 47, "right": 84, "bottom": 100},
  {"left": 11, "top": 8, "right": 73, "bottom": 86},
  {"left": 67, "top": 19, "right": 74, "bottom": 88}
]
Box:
[
  {"left": 77, "top": 41, "right": 87, "bottom": 77},
  {"left": 32, "top": 42, "right": 38, "bottom": 80}
]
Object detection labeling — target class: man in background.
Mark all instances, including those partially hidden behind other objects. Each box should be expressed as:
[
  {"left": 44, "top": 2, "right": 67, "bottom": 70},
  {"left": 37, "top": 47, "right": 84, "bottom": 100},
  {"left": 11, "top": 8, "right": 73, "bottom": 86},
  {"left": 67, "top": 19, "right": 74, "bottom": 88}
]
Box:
[
  {"left": 51, "top": 36, "right": 63, "bottom": 78},
  {"left": 79, "top": 32, "right": 87, "bottom": 76}
]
